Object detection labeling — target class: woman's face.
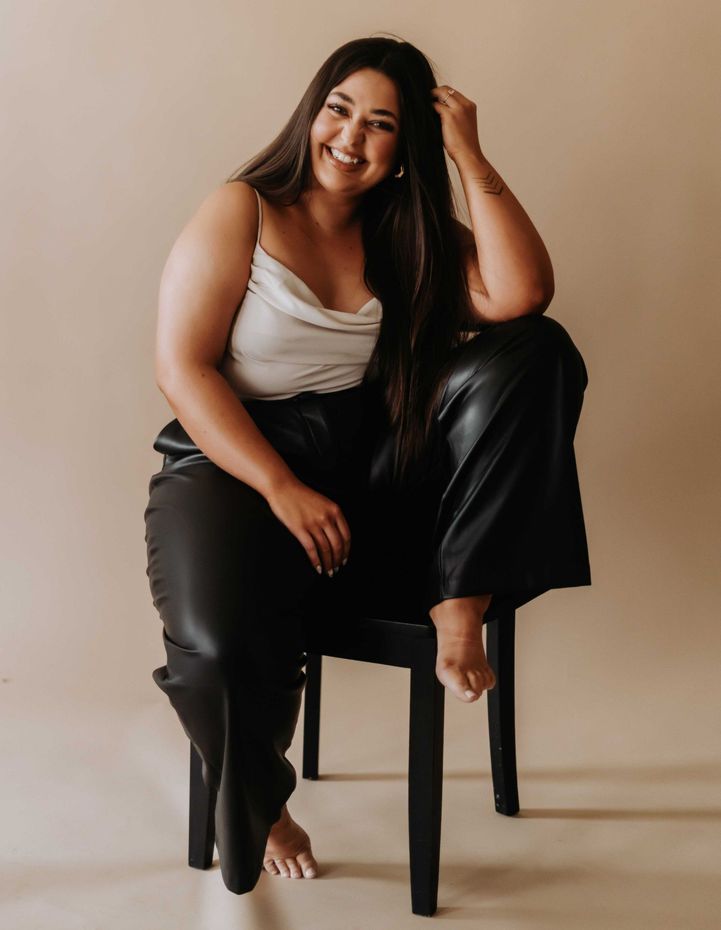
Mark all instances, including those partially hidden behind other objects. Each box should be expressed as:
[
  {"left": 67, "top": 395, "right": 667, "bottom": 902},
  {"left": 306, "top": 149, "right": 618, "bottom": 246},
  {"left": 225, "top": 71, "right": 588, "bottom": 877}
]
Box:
[{"left": 309, "top": 68, "right": 401, "bottom": 193}]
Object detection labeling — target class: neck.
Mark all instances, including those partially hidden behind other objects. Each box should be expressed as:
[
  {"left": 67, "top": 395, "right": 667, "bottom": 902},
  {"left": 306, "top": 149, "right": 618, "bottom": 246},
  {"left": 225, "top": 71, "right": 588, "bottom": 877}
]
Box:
[{"left": 297, "top": 182, "right": 364, "bottom": 235}]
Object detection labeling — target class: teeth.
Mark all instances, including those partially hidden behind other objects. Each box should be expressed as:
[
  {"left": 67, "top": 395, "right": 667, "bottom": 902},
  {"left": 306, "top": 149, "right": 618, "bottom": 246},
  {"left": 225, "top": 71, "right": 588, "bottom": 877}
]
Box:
[{"left": 329, "top": 146, "right": 363, "bottom": 165}]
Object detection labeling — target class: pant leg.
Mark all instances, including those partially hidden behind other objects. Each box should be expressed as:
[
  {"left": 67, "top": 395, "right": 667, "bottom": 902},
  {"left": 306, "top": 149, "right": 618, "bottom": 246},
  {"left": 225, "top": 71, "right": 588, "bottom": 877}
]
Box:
[
  {"left": 343, "top": 314, "right": 591, "bottom": 623},
  {"left": 143, "top": 384, "right": 372, "bottom": 894},
  {"left": 144, "top": 444, "right": 322, "bottom": 895},
  {"left": 422, "top": 312, "right": 591, "bottom": 619}
]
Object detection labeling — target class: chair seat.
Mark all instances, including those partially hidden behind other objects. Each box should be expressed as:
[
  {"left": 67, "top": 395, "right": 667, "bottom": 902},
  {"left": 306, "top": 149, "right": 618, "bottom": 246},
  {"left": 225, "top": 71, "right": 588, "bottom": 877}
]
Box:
[{"left": 303, "top": 614, "right": 436, "bottom": 669}]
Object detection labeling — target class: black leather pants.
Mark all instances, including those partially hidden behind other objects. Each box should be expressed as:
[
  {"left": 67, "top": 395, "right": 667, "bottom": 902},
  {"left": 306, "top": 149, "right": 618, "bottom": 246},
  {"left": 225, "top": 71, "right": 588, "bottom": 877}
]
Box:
[{"left": 143, "top": 313, "right": 591, "bottom": 894}]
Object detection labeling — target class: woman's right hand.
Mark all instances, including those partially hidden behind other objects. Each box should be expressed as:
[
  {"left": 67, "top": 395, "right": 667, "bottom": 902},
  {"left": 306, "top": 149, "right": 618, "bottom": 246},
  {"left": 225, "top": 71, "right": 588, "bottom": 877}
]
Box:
[{"left": 265, "top": 477, "right": 351, "bottom": 577}]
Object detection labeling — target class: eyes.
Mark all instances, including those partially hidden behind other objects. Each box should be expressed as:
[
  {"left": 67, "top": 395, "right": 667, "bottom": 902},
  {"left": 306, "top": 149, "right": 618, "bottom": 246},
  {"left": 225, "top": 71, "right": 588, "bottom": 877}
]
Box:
[{"left": 326, "top": 103, "right": 395, "bottom": 132}]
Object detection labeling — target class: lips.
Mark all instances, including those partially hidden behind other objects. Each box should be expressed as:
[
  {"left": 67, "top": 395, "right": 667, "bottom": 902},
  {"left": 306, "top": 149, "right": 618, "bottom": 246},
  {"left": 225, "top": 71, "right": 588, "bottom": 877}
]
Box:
[{"left": 324, "top": 145, "right": 365, "bottom": 170}]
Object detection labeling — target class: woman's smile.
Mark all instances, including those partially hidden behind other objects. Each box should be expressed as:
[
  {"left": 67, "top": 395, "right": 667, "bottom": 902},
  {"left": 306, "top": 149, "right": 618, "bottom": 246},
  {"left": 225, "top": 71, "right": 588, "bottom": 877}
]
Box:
[{"left": 323, "top": 144, "right": 367, "bottom": 172}]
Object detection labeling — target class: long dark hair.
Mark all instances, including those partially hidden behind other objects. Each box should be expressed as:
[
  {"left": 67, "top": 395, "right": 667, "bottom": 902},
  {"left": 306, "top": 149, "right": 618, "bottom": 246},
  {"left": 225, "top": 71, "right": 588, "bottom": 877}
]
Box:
[{"left": 225, "top": 35, "right": 476, "bottom": 486}]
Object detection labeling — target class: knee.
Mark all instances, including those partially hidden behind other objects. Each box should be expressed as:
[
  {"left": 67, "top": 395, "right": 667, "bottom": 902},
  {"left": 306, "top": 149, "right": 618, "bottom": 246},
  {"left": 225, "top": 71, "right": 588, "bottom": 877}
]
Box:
[
  {"left": 163, "top": 615, "right": 307, "bottom": 689},
  {"left": 157, "top": 625, "right": 244, "bottom": 690},
  {"left": 442, "top": 313, "right": 588, "bottom": 409},
  {"left": 518, "top": 313, "right": 587, "bottom": 376},
  {"left": 477, "top": 312, "right": 585, "bottom": 372}
]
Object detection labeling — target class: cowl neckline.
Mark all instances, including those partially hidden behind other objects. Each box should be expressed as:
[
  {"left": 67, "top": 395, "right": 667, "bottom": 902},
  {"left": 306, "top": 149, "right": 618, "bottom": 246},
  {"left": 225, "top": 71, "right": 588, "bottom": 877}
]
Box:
[{"left": 253, "top": 242, "right": 382, "bottom": 321}]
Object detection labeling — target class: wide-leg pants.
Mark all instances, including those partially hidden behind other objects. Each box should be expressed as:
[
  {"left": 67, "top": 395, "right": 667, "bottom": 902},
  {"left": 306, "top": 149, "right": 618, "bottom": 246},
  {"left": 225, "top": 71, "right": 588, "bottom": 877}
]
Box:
[{"left": 143, "top": 313, "right": 591, "bottom": 894}]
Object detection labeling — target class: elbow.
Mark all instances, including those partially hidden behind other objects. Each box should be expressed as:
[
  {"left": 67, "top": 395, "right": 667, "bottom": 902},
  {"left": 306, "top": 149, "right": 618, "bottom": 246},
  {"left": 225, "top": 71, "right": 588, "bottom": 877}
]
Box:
[
  {"left": 526, "top": 285, "right": 554, "bottom": 316},
  {"left": 533, "top": 265, "right": 556, "bottom": 314},
  {"left": 487, "top": 270, "right": 556, "bottom": 321},
  {"left": 520, "top": 275, "right": 555, "bottom": 316},
  {"left": 155, "top": 362, "right": 185, "bottom": 399},
  {"left": 520, "top": 261, "right": 555, "bottom": 316},
  {"left": 485, "top": 286, "right": 555, "bottom": 323},
  {"left": 155, "top": 359, "right": 219, "bottom": 397},
  {"left": 155, "top": 366, "right": 175, "bottom": 396}
]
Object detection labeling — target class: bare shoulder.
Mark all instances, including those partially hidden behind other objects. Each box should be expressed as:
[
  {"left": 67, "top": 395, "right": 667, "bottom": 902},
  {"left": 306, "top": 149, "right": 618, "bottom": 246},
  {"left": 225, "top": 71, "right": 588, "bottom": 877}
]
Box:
[
  {"left": 209, "top": 178, "right": 258, "bottom": 208},
  {"left": 161, "top": 181, "right": 258, "bottom": 295},
  {"left": 154, "top": 182, "right": 260, "bottom": 382},
  {"left": 194, "top": 180, "right": 259, "bottom": 239}
]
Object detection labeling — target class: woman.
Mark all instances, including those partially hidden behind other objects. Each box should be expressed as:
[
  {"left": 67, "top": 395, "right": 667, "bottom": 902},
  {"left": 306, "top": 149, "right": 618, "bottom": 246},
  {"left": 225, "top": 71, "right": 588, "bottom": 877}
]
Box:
[{"left": 144, "top": 36, "right": 590, "bottom": 894}]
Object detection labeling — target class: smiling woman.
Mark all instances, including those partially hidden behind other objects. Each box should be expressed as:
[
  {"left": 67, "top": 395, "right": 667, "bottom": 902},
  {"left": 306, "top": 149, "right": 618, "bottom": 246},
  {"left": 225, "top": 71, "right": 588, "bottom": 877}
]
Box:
[
  {"left": 311, "top": 71, "right": 402, "bottom": 189},
  {"left": 144, "top": 33, "right": 591, "bottom": 901},
  {"left": 223, "top": 56, "right": 480, "bottom": 483}
]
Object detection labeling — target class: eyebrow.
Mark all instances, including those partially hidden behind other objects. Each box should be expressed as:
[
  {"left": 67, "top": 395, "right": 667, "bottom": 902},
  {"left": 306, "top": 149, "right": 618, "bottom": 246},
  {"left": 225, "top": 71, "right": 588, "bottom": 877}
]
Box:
[{"left": 328, "top": 91, "right": 398, "bottom": 121}]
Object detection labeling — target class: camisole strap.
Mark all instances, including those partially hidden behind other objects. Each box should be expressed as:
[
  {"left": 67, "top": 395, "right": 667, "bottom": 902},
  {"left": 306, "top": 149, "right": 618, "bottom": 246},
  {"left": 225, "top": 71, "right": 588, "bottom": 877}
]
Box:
[{"left": 253, "top": 187, "right": 263, "bottom": 247}]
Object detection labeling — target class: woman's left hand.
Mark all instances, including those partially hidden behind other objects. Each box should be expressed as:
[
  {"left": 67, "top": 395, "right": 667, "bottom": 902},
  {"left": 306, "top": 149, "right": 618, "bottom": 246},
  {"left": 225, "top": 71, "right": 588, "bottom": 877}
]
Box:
[{"left": 431, "top": 85, "right": 484, "bottom": 164}]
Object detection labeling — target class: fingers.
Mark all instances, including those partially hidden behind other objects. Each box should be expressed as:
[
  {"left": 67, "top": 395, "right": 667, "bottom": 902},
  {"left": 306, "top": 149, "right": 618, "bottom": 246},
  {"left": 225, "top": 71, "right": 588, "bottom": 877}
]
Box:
[
  {"left": 310, "top": 526, "right": 335, "bottom": 576},
  {"left": 298, "top": 529, "right": 327, "bottom": 576},
  {"left": 298, "top": 513, "right": 351, "bottom": 576},
  {"left": 313, "top": 517, "right": 348, "bottom": 577},
  {"left": 329, "top": 508, "right": 352, "bottom": 565},
  {"left": 277, "top": 486, "right": 352, "bottom": 577},
  {"left": 431, "top": 85, "right": 461, "bottom": 104}
]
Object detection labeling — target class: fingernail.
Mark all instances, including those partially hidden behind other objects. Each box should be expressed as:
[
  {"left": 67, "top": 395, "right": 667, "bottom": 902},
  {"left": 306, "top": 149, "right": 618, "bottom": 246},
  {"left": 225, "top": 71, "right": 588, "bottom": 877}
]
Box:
[
  {"left": 327, "top": 568, "right": 334, "bottom": 577},
  {"left": 464, "top": 689, "right": 477, "bottom": 698},
  {"left": 315, "top": 564, "right": 322, "bottom": 574},
  {"left": 342, "top": 557, "right": 348, "bottom": 566}
]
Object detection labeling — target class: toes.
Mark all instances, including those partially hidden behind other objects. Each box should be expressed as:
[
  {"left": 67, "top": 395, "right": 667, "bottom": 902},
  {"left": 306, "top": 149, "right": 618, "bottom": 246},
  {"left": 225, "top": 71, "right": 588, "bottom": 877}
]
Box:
[
  {"left": 438, "top": 666, "right": 478, "bottom": 702},
  {"left": 468, "top": 664, "right": 496, "bottom": 693},
  {"left": 466, "top": 669, "right": 486, "bottom": 697},
  {"left": 284, "top": 857, "right": 303, "bottom": 878},
  {"left": 297, "top": 850, "right": 318, "bottom": 878},
  {"left": 275, "top": 859, "right": 291, "bottom": 877},
  {"left": 263, "top": 858, "right": 280, "bottom": 875}
]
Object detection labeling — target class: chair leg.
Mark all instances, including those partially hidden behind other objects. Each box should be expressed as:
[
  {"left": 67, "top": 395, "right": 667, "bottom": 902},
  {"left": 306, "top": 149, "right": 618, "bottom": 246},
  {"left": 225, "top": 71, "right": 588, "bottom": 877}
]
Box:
[
  {"left": 188, "top": 742, "right": 216, "bottom": 869},
  {"left": 302, "top": 652, "right": 322, "bottom": 780},
  {"left": 408, "top": 643, "right": 445, "bottom": 917},
  {"left": 485, "top": 609, "right": 520, "bottom": 816}
]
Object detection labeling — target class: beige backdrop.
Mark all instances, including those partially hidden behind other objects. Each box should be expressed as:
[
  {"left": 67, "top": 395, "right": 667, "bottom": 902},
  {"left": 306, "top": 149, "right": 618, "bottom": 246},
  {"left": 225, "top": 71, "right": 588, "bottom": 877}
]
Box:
[{"left": 3, "top": 1, "right": 720, "bottom": 927}]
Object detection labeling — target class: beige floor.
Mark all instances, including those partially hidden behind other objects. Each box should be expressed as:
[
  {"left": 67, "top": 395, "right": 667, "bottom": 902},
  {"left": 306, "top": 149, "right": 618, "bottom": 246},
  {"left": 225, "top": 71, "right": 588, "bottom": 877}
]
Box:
[{"left": 3, "top": 615, "right": 720, "bottom": 930}]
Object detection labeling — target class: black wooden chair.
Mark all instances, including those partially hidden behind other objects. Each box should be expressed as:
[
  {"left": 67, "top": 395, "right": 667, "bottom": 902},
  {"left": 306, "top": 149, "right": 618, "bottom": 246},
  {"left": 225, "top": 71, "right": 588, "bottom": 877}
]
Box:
[{"left": 188, "top": 606, "right": 520, "bottom": 917}]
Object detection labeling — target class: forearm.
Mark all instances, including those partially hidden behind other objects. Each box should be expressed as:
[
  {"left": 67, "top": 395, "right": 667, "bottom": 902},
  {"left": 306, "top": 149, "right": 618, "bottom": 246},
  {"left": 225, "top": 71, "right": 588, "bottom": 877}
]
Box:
[
  {"left": 455, "top": 149, "right": 555, "bottom": 308},
  {"left": 157, "top": 365, "right": 298, "bottom": 499}
]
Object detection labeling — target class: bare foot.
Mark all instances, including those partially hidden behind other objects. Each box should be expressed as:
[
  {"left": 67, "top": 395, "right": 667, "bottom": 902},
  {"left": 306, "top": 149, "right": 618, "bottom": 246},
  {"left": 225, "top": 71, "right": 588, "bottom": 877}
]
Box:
[
  {"left": 263, "top": 804, "right": 318, "bottom": 879},
  {"left": 429, "top": 595, "right": 497, "bottom": 703}
]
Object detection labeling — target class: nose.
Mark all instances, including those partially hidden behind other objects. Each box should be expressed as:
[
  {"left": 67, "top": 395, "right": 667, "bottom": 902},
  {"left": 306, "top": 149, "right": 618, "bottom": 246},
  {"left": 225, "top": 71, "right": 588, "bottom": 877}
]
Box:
[{"left": 341, "top": 120, "right": 364, "bottom": 147}]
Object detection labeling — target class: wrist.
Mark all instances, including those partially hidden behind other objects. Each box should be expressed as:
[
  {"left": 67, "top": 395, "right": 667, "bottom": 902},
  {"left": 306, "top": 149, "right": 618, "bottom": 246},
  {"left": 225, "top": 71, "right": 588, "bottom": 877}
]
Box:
[
  {"left": 453, "top": 148, "right": 489, "bottom": 173},
  {"left": 262, "top": 468, "right": 300, "bottom": 502}
]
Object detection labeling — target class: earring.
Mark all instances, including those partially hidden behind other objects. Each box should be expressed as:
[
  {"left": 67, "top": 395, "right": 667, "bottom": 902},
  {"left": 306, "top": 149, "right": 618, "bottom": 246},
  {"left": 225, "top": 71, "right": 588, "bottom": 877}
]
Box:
[{"left": 393, "top": 163, "right": 405, "bottom": 179}]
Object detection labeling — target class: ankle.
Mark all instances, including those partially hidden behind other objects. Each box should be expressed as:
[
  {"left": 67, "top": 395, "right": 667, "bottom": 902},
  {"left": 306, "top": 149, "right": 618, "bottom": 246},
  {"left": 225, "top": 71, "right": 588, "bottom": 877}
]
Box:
[
  {"left": 272, "top": 804, "right": 291, "bottom": 828},
  {"left": 429, "top": 598, "right": 491, "bottom": 631}
]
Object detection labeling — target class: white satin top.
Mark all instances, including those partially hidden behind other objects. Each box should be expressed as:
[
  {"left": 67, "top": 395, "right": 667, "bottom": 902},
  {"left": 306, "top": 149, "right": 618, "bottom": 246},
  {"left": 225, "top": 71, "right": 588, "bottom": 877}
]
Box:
[{"left": 219, "top": 187, "right": 383, "bottom": 400}]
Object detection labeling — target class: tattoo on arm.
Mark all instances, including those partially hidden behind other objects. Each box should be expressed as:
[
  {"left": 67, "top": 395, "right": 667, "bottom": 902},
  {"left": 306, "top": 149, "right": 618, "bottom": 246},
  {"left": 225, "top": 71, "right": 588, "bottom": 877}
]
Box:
[{"left": 472, "top": 169, "right": 504, "bottom": 196}]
